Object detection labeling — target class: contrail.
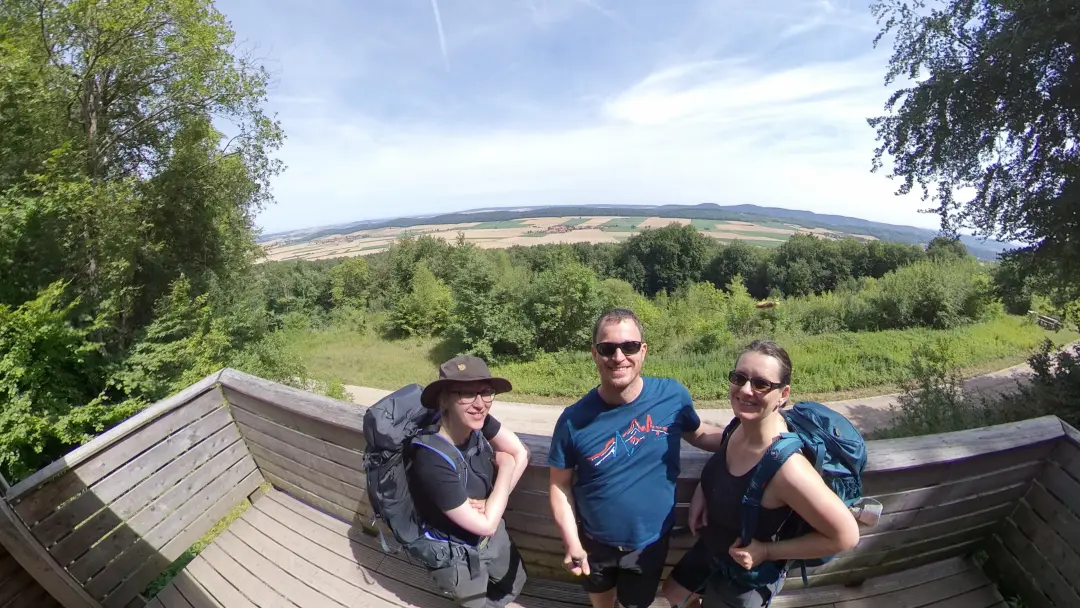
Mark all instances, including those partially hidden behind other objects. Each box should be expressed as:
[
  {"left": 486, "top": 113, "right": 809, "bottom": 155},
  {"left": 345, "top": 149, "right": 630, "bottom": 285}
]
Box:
[{"left": 429, "top": 0, "right": 450, "bottom": 73}]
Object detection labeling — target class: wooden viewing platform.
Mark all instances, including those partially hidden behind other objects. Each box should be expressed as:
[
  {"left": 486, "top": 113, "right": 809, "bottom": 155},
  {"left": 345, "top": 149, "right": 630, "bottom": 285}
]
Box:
[{"left": 0, "top": 368, "right": 1077, "bottom": 608}]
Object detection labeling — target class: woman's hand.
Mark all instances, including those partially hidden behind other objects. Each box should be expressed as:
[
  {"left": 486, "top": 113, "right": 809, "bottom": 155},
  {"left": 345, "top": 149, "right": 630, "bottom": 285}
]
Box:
[
  {"left": 728, "top": 538, "right": 769, "bottom": 570},
  {"left": 689, "top": 483, "right": 708, "bottom": 536}
]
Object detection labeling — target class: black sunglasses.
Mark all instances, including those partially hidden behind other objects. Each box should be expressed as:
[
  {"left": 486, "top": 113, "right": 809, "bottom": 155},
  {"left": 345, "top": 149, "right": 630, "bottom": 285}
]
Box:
[
  {"left": 594, "top": 341, "right": 643, "bottom": 357},
  {"left": 728, "top": 370, "right": 785, "bottom": 394}
]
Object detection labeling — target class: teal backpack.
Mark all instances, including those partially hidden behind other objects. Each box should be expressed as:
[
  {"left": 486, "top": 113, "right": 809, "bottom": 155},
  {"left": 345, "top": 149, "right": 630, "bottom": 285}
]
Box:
[{"left": 718, "top": 401, "right": 868, "bottom": 591}]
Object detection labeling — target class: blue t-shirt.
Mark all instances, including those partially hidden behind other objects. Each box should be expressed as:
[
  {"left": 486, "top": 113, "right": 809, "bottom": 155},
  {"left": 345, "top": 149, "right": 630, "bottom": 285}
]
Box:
[{"left": 547, "top": 376, "right": 701, "bottom": 550}]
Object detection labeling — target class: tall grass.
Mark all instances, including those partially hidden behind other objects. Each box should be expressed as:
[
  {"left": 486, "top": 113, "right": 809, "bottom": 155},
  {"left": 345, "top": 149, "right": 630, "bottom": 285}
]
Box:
[{"left": 285, "top": 314, "right": 1077, "bottom": 405}]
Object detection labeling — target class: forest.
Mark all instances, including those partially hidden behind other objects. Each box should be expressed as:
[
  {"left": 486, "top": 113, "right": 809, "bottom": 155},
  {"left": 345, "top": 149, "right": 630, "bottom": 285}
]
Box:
[
  {"left": 260, "top": 227, "right": 1076, "bottom": 400},
  {"left": 2, "top": 0, "right": 1079, "bottom": 488}
]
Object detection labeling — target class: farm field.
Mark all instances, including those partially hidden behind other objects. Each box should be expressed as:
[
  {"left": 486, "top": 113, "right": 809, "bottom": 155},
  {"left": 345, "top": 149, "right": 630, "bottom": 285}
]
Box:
[{"left": 260, "top": 215, "right": 876, "bottom": 262}]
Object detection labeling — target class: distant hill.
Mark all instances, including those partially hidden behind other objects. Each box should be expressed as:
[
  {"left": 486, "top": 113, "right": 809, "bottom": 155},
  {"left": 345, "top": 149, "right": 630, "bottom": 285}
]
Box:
[{"left": 259, "top": 203, "right": 1014, "bottom": 260}]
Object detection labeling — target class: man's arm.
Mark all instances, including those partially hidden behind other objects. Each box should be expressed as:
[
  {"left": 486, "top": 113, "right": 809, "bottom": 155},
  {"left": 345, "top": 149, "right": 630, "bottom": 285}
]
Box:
[
  {"left": 549, "top": 467, "right": 581, "bottom": 550},
  {"left": 682, "top": 421, "right": 728, "bottom": 452}
]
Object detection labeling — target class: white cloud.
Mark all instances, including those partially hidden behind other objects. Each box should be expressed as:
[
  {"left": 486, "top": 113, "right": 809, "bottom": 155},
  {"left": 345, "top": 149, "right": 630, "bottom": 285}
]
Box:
[{"left": 212, "top": 0, "right": 939, "bottom": 234}]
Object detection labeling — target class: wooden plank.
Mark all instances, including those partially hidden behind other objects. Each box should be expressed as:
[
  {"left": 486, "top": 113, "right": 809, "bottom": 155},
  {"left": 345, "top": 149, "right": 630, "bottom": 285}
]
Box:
[
  {"left": 872, "top": 461, "right": 1041, "bottom": 513},
  {"left": 0, "top": 493, "right": 100, "bottom": 608},
  {"left": 5, "top": 583, "right": 50, "bottom": 608},
  {"left": 984, "top": 534, "right": 1052, "bottom": 608},
  {"left": 1051, "top": 437, "right": 1080, "bottom": 481},
  {"left": 233, "top": 510, "right": 448, "bottom": 608},
  {"left": 851, "top": 503, "right": 1011, "bottom": 554},
  {"left": 232, "top": 410, "right": 363, "bottom": 472},
  {"left": 155, "top": 584, "right": 194, "bottom": 608},
  {"left": 171, "top": 570, "right": 225, "bottom": 608},
  {"left": 833, "top": 568, "right": 988, "bottom": 607},
  {"left": 99, "top": 469, "right": 262, "bottom": 608},
  {"left": 235, "top": 418, "right": 365, "bottom": 487},
  {"left": 1039, "top": 462, "right": 1080, "bottom": 518},
  {"left": 9, "top": 381, "right": 224, "bottom": 510},
  {"left": 245, "top": 441, "right": 366, "bottom": 506},
  {"left": 923, "top": 584, "right": 1003, "bottom": 608},
  {"left": 85, "top": 454, "right": 258, "bottom": 600},
  {"left": 68, "top": 439, "right": 250, "bottom": 583},
  {"left": 1009, "top": 501, "right": 1080, "bottom": 595},
  {"left": 0, "top": 571, "right": 34, "bottom": 606},
  {"left": 50, "top": 424, "right": 243, "bottom": 567},
  {"left": 862, "top": 441, "right": 1053, "bottom": 498},
  {"left": 230, "top": 513, "right": 394, "bottom": 603},
  {"left": 259, "top": 489, "right": 375, "bottom": 548},
  {"left": 770, "top": 557, "right": 973, "bottom": 606},
  {"left": 212, "top": 528, "right": 350, "bottom": 608},
  {"left": 259, "top": 470, "right": 364, "bottom": 526},
  {"left": 1062, "top": 419, "right": 1080, "bottom": 450},
  {"left": 998, "top": 517, "right": 1079, "bottom": 608},
  {"left": 220, "top": 370, "right": 363, "bottom": 441},
  {"left": 35, "top": 406, "right": 234, "bottom": 549},
  {"left": 196, "top": 540, "right": 296, "bottom": 608},
  {"left": 1025, "top": 481, "right": 1080, "bottom": 555},
  {"left": 146, "top": 599, "right": 165, "bottom": 608},
  {"left": 182, "top": 554, "right": 256, "bottom": 608},
  {"left": 792, "top": 539, "right": 984, "bottom": 589},
  {"left": 246, "top": 496, "right": 386, "bottom": 570}
]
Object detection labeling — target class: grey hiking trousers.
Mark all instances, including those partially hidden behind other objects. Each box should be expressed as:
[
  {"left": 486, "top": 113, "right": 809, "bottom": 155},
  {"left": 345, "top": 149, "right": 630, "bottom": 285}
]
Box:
[{"left": 428, "top": 520, "right": 527, "bottom": 608}]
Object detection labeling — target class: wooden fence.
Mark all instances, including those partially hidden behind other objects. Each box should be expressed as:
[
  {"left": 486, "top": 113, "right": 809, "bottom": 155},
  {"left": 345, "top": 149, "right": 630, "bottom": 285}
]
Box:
[
  {"left": 0, "top": 368, "right": 1076, "bottom": 608},
  {"left": 989, "top": 420, "right": 1080, "bottom": 607}
]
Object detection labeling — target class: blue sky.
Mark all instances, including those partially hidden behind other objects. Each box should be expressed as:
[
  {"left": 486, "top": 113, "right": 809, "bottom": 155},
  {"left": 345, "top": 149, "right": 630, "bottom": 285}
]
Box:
[{"left": 213, "top": 0, "right": 939, "bottom": 235}]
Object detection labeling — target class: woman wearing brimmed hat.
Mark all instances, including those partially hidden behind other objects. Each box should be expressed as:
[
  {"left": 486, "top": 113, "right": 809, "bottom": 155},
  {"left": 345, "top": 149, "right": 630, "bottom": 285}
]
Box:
[{"left": 410, "top": 354, "right": 530, "bottom": 607}]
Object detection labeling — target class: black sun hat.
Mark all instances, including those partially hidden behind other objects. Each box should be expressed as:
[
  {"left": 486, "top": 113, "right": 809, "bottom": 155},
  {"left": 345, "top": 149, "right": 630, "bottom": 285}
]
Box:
[{"left": 420, "top": 354, "right": 513, "bottom": 409}]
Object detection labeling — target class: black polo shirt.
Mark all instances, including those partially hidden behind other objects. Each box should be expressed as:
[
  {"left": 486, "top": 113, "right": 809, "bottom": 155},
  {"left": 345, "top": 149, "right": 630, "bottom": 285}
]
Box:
[{"left": 410, "top": 415, "right": 501, "bottom": 545}]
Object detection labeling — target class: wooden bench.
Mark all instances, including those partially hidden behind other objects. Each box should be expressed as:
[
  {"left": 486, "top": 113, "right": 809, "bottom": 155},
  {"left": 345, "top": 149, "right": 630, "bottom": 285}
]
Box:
[{"left": 0, "top": 368, "right": 1076, "bottom": 608}]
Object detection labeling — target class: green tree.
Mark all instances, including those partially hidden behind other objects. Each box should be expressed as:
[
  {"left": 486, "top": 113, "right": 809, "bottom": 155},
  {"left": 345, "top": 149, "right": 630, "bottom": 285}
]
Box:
[
  {"left": 0, "top": 0, "right": 292, "bottom": 480},
  {"left": 524, "top": 262, "right": 604, "bottom": 352},
  {"left": 329, "top": 257, "right": 371, "bottom": 308},
  {"left": 616, "top": 224, "right": 712, "bottom": 296},
  {"left": 391, "top": 262, "right": 454, "bottom": 337},
  {"left": 925, "top": 236, "right": 968, "bottom": 262},
  {"left": 869, "top": 0, "right": 1080, "bottom": 286}
]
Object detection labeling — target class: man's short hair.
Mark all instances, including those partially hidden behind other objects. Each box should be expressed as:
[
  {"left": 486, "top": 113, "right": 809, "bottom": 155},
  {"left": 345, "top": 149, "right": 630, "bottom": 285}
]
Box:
[{"left": 592, "top": 308, "right": 645, "bottom": 343}]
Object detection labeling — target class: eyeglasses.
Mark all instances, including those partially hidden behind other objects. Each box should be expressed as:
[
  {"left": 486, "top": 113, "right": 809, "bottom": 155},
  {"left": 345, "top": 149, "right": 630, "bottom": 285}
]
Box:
[
  {"left": 594, "top": 341, "right": 643, "bottom": 357},
  {"left": 728, "top": 370, "right": 786, "bottom": 394},
  {"left": 450, "top": 389, "right": 496, "bottom": 404}
]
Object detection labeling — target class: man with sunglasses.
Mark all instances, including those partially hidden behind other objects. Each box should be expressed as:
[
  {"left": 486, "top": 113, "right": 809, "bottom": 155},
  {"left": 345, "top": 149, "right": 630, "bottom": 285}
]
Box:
[{"left": 547, "top": 309, "right": 728, "bottom": 608}]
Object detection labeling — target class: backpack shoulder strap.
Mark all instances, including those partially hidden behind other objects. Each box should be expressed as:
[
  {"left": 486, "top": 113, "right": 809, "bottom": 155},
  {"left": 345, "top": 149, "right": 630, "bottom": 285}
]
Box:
[
  {"left": 739, "top": 433, "right": 805, "bottom": 547},
  {"left": 413, "top": 432, "right": 469, "bottom": 486}
]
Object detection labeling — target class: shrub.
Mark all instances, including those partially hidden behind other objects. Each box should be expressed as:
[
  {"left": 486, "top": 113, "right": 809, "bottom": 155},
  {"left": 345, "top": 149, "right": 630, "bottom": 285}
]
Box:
[
  {"left": 525, "top": 262, "right": 604, "bottom": 352},
  {"left": 390, "top": 262, "right": 453, "bottom": 337}
]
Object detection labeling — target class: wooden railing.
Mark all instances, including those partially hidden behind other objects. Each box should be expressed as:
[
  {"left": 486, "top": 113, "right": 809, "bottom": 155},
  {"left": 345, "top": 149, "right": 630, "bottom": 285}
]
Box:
[
  {"left": 988, "top": 420, "right": 1080, "bottom": 607},
  {"left": 0, "top": 368, "right": 1076, "bottom": 608}
]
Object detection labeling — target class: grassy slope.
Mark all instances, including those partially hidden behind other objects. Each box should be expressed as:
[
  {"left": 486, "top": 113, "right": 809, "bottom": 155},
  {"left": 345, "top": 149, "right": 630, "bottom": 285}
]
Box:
[{"left": 285, "top": 315, "right": 1078, "bottom": 407}]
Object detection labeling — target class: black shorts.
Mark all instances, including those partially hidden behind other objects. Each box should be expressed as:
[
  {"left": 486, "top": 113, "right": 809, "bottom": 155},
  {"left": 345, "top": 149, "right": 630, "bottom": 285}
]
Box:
[
  {"left": 578, "top": 532, "right": 670, "bottom": 608},
  {"left": 669, "top": 539, "right": 786, "bottom": 608}
]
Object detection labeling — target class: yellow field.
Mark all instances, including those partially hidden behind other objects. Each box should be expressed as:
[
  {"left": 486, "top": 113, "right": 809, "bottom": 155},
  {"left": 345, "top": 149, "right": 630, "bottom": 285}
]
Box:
[{"left": 260, "top": 216, "right": 877, "bottom": 262}]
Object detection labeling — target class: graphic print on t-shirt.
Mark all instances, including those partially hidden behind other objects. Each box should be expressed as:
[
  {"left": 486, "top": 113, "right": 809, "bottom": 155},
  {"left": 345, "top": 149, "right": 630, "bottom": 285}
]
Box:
[{"left": 586, "top": 414, "right": 669, "bottom": 465}]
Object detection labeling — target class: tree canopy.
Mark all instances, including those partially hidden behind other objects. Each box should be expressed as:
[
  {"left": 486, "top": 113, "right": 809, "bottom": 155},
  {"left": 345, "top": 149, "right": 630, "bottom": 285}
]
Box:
[
  {"left": 0, "top": 0, "right": 292, "bottom": 481},
  {"left": 868, "top": 0, "right": 1079, "bottom": 287}
]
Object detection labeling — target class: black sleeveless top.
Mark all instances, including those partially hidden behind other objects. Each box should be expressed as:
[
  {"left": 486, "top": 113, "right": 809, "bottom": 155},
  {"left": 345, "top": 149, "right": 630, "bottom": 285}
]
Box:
[{"left": 700, "top": 437, "right": 795, "bottom": 558}]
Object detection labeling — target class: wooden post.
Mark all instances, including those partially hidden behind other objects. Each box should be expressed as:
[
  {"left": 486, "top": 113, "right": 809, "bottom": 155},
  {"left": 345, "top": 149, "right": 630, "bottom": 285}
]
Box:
[{"left": 0, "top": 497, "right": 102, "bottom": 608}]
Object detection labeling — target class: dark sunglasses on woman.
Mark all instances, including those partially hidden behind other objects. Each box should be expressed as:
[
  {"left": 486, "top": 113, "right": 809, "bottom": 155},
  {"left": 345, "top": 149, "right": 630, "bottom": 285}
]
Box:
[
  {"left": 728, "top": 370, "right": 786, "bottom": 393},
  {"left": 594, "top": 341, "right": 643, "bottom": 357}
]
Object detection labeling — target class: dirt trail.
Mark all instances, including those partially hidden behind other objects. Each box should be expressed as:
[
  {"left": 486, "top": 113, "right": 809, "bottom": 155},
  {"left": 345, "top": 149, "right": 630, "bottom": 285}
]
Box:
[{"left": 344, "top": 343, "right": 1076, "bottom": 437}]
